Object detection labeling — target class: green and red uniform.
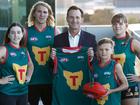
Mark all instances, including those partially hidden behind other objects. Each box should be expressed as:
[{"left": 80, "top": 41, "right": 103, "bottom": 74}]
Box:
[
  {"left": 27, "top": 26, "right": 54, "bottom": 85},
  {"left": 92, "top": 59, "right": 120, "bottom": 105},
  {"left": 0, "top": 43, "right": 29, "bottom": 95},
  {"left": 52, "top": 47, "right": 92, "bottom": 105}
]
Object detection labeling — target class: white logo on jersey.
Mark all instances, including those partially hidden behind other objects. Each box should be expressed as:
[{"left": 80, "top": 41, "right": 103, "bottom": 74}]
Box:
[
  {"left": 10, "top": 52, "right": 17, "bottom": 57},
  {"left": 45, "top": 35, "right": 52, "bottom": 39},
  {"left": 30, "top": 37, "right": 38, "bottom": 41},
  {"left": 104, "top": 72, "right": 111, "bottom": 76},
  {"left": 21, "top": 51, "right": 25, "bottom": 56},
  {"left": 77, "top": 56, "right": 84, "bottom": 59},
  {"left": 60, "top": 58, "right": 69, "bottom": 62},
  {"left": 94, "top": 73, "right": 98, "bottom": 78}
]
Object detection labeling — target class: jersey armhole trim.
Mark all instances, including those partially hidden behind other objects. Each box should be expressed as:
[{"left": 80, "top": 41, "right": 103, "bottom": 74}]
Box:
[
  {"left": 53, "top": 56, "right": 58, "bottom": 74},
  {"left": 113, "top": 63, "right": 121, "bottom": 85}
]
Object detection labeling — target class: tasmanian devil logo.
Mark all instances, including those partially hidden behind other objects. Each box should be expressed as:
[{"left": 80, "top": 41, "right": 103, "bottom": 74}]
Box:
[
  {"left": 63, "top": 70, "right": 83, "bottom": 90},
  {"left": 112, "top": 53, "right": 126, "bottom": 67},
  {"left": 32, "top": 46, "right": 50, "bottom": 65},
  {"left": 96, "top": 83, "right": 110, "bottom": 105},
  {"left": 13, "top": 63, "right": 27, "bottom": 84}
]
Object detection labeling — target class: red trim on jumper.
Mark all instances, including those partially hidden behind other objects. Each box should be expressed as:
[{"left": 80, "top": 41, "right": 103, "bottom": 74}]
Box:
[
  {"left": 62, "top": 46, "right": 82, "bottom": 54},
  {"left": 9, "top": 42, "right": 20, "bottom": 49},
  {"left": 113, "top": 63, "right": 121, "bottom": 85},
  {"left": 34, "top": 25, "right": 46, "bottom": 32},
  {"left": 98, "top": 60, "right": 111, "bottom": 68},
  {"left": 63, "top": 46, "right": 82, "bottom": 50},
  {"left": 24, "top": 28, "right": 28, "bottom": 47},
  {"left": 130, "top": 38, "right": 134, "bottom": 53},
  {"left": 53, "top": 56, "right": 58, "bottom": 74},
  {"left": 114, "top": 34, "right": 126, "bottom": 40},
  {"left": 88, "top": 55, "right": 93, "bottom": 73},
  {"left": 26, "top": 50, "right": 30, "bottom": 62}
]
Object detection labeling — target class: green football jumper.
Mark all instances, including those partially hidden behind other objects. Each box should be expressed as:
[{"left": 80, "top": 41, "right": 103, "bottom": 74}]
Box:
[
  {"left": 112, "top": 37, "right": 137, "bottom": 86},
  {"left": 0, "top": 44, "right": 29, "bottom": 95},
  {"left": 27, "top": 26, "right": 54, "bottom": 85},
  {"left": 52, "top": 47, "right": 92, "bottom": 105},
  {"left": 92, "top": 60, "right": 120, "bottom": 105}
]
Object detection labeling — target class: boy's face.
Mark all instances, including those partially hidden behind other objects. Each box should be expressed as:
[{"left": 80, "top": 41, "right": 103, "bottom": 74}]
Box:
[
  {"left": 112, "top": 19, "right": 128, "bottom": 36},
  {"left": 97, "top": 43, "right": 113, "bottom": 61}
]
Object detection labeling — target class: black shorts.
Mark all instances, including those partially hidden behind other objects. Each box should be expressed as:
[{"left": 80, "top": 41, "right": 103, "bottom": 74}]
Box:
[
  {"left": 28, "top": 84, "right": 52, "bottom": 105},
  {"left": 121, "top": 84, "right": 139, "bottom": 99},
  {"left": 0, "top": 92, "right": 28, "bottom": 105}
]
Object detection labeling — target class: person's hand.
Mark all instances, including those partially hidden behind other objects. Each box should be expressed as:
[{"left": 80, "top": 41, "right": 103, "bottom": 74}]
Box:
[
  {"left": 51, "top": 48, "right": 56, "bottom": 60},
  {"left": 0, "top": 75, "right": 15, "bottom": 84},
  {"left": 25, "top": 76, "right": 31, "bottom": 83},
  {"left": 100, "top": 89, "right": 111, "bottom": 99},
  {"left": 88, "top": 47, "right": 94, "bottom": 62},
  {"left": 0, "top": 56, "right": 5, "bottom": 63},
  {"left": 86, "top": 94, "right": 95, "bottom": 99},
  {"left": 127, "top": 74, "right": 140, "bottom": 82}
]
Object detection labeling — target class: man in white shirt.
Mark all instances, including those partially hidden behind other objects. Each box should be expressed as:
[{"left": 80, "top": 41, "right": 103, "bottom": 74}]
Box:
[{"left": 53, "top": 5, "right": 97, "bottom": 58}]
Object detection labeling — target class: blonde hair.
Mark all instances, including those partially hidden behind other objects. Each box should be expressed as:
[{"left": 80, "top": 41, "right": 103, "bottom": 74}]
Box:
[{"left": 27, "top": 1, "right": 54, "bottom": 27}]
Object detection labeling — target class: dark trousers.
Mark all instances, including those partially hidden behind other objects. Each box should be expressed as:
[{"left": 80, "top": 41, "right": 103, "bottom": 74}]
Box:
[
  {"left": 0, "top": 92, "right": 28, "bottom": 105},
  {"left": 28, "top": 84, "right": 52, "bottom": 105}
]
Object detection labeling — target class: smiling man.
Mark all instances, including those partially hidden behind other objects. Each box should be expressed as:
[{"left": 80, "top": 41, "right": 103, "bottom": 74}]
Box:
[
  {"left": 54, "top": 5, "right": 97, "bottom": 50},
  {"left": 52, "top": 5, "right": 97, "bottom": 105}
]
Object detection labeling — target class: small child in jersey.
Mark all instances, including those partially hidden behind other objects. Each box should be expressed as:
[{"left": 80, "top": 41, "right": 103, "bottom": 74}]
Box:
[{"left": 89, "top": 38, "right": 128, "bottom": 105}]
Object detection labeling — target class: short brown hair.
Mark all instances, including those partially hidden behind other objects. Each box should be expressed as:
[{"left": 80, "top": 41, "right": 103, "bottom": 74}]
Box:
[
  {"left": 111, "top": 13, "right": 127, "bottom": 24},
  {"left": 97, "top": 37, "right": 114, "bottom": 47},
  {"left": 67, "top": 5, "right": 84, "bottom": 17}
]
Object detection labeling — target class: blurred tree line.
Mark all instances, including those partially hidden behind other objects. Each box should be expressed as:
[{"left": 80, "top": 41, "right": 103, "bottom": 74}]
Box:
[{"left": 56, "top": 9, "right": 140, "bottom": 26}]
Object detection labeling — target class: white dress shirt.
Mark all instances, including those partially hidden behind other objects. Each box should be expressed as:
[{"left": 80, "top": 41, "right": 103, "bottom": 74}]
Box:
[{"left": 68, "top": 30, "right": 81, "bottom": 47}]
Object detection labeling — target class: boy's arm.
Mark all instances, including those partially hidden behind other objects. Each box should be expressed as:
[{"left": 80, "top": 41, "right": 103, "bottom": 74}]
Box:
[
  {"left": 125, "top": 39, "right": 140, "bottom": 82},
  {"left": 132, "top": 39, "right": 140, "bottom": 59},
  {"left": 0, "top": 46, "right": 6, "bottom": 63},
  {"left": 108, "top": 63, "right": 128, "bottom": 95},
  {"left": 0, "top": 46, "right": 15, "bottom": 84}
]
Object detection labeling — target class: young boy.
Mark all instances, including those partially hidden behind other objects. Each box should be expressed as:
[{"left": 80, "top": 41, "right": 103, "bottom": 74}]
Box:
[{"left": 90, "top": 38, "right": 128, "bottom": 105}]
